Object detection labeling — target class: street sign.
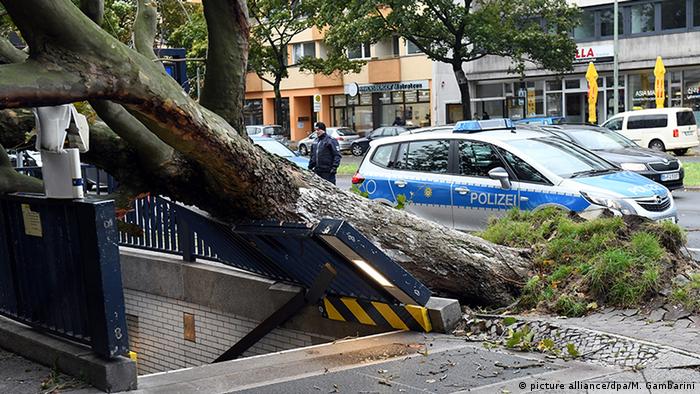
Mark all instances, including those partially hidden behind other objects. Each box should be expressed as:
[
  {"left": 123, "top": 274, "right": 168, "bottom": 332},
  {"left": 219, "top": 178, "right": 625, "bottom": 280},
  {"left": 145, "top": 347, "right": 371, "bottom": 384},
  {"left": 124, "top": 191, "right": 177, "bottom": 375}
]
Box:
[{"left": 313, "top": 94, "right": 321, "bottom": 112}]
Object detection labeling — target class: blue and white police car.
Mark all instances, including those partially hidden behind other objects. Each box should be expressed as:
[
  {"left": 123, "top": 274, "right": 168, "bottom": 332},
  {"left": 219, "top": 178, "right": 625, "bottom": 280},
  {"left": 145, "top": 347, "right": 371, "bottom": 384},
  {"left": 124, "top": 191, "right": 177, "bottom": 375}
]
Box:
[{"left": 352, "top": 119, "right": 678, "bottom": 231}]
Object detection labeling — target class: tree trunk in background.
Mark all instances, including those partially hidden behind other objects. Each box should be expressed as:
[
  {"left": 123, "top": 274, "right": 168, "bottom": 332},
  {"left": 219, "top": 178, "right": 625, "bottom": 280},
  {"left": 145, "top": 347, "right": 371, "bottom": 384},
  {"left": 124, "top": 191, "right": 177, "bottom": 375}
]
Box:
[
  {"left": 273, "top": 80, "right": 284, "bottom": 130},
  {"left": 454, "top": 65, "right": 472, "bottom": 121}
]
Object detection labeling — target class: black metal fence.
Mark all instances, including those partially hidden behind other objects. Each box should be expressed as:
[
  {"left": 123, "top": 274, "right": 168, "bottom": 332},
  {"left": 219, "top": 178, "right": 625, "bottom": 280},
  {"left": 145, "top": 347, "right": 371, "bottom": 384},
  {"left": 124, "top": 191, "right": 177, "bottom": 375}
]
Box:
[{"left": 0, "top": 194, "right": 130, "bottom": 359}]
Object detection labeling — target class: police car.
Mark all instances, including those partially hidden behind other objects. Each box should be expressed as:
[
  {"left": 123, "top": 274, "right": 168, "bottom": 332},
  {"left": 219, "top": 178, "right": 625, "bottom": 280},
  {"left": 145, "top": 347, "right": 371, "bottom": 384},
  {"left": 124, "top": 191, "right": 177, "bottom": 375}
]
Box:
[{"left": 352, "top": 119, "right": 678, "bottom": 231}]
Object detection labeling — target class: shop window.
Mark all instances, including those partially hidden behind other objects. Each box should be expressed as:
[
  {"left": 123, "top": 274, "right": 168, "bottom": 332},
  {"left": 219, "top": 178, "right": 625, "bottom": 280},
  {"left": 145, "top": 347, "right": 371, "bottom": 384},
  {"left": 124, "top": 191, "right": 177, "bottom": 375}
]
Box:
[
  {"left": 392, "top": 91, "right": 404, "bottom": 103},
  {"left": 406, "top": 39, "right": 422, "bottom": 55},
  {"left": 631, "top": 3, "right": 655, "bottom": 34},
  {"left": 684, "top": 69, "right": 700, "bottom": 121},
  {"left": 546, "top": 92, "right": 563, "bottom": 116},
  {"left": 600, "top": 8, "right": 623, "bottom": 37},
  {"left": 476, "top": 83, "right": 503, "bottom": 98},
  {"left": 446, "top": 104, "right": 464, "bottom": 124},
  {"left": 348, "top": 42, "right": 371, "bottom": 59},
  {"left": 565, "top": 79, "right": 581, "bottom": 90},
  {"left": 379, "top": 92, "right": 391, "bottom": 104},
  {"left": 292, "top": 42, "right": 316, "bottom": 64},
  {"left": 662, "top": 0, "right": 687, "bottom": 30},
  {"left": 573, "top": 10, "right": 595, "bottom": 40},
  {"left": 629, "top": 72, "right": 659, "bottom": 109},
  {"left": 360, "top": 93, "right": 372, "bottom": 105},
  {"left": 418, "top": 90, "right": 430, "bottom": 102},
  {"left": 242, "top": 99, "right": 263, "bottom": 126},
  {"left": 405, "top": 91, "right": 418, "bottom": 103},
  {"left": 348, "top": 95, "right": 359, "bottom": 105},
  {"left": 546, "top": 80, "right": 562, "bottom": 91},
  {"left": 406, "top": 103, "right": 430, "bottom": 127},
  {"left": 333, "top": 95, "right": 346, "bottom": 107}
]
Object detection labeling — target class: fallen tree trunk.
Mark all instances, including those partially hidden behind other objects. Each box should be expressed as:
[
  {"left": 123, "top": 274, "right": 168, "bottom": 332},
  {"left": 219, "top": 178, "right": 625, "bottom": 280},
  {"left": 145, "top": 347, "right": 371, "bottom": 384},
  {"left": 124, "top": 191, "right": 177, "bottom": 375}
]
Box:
[{"left": 0, "top": 0, "right": 531, "bottom": 305}]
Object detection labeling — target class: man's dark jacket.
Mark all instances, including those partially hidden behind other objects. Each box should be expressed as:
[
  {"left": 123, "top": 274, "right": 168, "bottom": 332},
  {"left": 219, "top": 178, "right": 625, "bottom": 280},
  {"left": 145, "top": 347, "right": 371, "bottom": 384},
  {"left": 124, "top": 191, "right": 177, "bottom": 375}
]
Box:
[{"left": 309, "top": 132, "right": 341, "bottom": 174}]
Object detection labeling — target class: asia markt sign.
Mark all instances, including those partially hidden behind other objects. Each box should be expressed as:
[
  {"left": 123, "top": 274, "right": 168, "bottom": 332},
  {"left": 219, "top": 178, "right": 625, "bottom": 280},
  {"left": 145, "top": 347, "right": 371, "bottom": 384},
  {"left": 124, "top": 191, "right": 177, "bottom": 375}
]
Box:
[
  {"left": 344, "top": 80, "right": 429, "bottom": 96},
  {"left": 574, "top": 44, "right": 614, "bottom": 63}
]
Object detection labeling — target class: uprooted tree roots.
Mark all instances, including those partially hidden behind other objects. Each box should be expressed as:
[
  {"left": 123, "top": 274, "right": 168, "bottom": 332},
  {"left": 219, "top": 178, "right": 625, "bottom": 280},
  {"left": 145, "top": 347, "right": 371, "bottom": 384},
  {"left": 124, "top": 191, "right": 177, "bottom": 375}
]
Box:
[{"left": 479, "top": 208, "right": 696, "bottom": 316}]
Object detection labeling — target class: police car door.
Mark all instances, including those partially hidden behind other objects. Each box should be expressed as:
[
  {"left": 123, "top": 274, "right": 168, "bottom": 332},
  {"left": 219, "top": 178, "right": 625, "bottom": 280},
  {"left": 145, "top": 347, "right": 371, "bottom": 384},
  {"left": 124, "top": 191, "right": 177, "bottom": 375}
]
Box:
[
  {"left": 452, "top": 140, "right": 519, "bottom": 231},
  {"left": 391, "top": 139, "right": 453, "bottom": 227}
]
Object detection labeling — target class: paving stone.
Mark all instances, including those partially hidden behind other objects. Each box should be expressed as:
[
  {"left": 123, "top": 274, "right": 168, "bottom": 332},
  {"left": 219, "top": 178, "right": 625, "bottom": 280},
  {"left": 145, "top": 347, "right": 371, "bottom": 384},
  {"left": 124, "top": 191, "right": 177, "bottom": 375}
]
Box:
[
  {"left": 621, "top": 308, "right": 638, "bottom": 317},
  {"left": 648, "top": 309, "right": 665, "bottom": 322},
  {"left": 663, "top": 306, "right": 691, "bottom": 321}
]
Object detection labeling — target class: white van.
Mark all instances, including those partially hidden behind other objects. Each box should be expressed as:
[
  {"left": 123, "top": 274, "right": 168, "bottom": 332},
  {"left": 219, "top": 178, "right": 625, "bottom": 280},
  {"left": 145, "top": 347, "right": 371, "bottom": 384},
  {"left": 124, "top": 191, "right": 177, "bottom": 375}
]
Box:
[{"left": 601, "top": 108, "right": 699, "bottom": 155}]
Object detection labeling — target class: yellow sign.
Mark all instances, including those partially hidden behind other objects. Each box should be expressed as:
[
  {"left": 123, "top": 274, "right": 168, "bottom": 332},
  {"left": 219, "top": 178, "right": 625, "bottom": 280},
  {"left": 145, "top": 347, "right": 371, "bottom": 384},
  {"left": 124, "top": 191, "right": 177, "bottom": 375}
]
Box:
[
  {"left": 585, "top": 62, "right": 599, "bottom": 124},
  {"left": 654, "top": 56, "right": 666, "bottom": 108},
  {"left": 21, "top": 204, "right": 43, "bottom": 237},
  {"left": 527, "top": 90, "right": 536, "bottom": 116}
]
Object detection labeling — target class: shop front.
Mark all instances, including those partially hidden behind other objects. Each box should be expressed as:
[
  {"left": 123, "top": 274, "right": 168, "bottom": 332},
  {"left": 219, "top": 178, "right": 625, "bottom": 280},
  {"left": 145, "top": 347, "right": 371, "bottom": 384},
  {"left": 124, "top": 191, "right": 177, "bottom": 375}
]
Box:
[{"left": 334, "top": 80, "right": 431, "bottom": 135}]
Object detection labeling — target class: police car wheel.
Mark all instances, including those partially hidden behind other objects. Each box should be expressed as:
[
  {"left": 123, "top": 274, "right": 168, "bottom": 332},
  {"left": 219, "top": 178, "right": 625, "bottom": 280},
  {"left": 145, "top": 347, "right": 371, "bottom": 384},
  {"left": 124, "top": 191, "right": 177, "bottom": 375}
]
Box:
[
  {"left": 299, "top": 144, "right": 308, "bottom": 156},
  {"left": 351, "top": 144, "right": 364, "bottom": 156},
  {"left": 649, "top": 140, "right": 665, "bottom": 152}
]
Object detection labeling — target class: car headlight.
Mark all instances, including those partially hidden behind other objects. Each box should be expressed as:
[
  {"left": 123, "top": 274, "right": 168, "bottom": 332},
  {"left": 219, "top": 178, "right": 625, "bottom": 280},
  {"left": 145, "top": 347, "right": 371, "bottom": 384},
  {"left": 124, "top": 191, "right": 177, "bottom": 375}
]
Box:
[
  {"left": 619, "top": 162, "right": 647, "bottom": 171},
  {"left": 580, "top": 191, "right": 637, "bottom": 215}
]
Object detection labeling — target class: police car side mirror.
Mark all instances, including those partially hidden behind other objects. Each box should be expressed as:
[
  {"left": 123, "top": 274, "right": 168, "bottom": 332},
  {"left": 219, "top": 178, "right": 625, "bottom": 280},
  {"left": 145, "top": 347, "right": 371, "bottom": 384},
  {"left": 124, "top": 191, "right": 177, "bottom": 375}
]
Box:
[{"left": 489, "top": 167, "right": 511, "bottom": 189}]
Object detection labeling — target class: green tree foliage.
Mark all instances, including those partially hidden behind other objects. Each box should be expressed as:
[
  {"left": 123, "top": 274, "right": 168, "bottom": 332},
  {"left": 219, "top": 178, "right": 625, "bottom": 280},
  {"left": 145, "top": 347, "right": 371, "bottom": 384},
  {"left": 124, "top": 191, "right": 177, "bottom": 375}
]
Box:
[
  {"left": 248, "top": 0, "right": 363, "bottom": 126},
  {"left": 316, "top": 0, "right": 580, "bottom": 120}
]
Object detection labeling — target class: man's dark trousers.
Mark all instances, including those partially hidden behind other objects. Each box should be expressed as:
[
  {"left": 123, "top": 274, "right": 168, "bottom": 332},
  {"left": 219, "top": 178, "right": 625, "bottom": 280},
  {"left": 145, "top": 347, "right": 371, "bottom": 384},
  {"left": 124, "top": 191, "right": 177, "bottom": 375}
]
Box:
[{"left": 315, "top": 171, "right": 336, "bottom": 185}]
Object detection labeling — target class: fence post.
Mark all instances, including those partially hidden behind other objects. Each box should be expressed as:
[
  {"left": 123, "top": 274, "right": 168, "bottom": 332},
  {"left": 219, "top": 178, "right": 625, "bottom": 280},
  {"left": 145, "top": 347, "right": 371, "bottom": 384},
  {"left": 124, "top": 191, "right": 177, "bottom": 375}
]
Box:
[{"left": 178, "top": 218, "right": 195, "bottom": 262}]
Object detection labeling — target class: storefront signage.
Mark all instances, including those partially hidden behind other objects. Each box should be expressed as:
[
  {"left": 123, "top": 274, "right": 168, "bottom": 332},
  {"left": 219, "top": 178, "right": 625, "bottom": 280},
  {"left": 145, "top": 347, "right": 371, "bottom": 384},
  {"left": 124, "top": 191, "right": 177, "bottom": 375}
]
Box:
[
  {"left": 344, "top": 80, "right": 429, "bottom": 97},
  {"left": 574, "top": 45, "right": 614, "bottom": 63},
  {"left": 687, "top": 86, "right": 700, "bottom": 100},
  {"left": 634, "top": 90, "right": 656, "bottom": 102}
]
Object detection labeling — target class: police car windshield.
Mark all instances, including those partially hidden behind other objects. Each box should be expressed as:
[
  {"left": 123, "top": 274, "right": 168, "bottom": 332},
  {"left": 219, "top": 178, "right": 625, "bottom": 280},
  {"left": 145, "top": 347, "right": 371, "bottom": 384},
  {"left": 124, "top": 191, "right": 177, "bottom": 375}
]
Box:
[
  {"left": 507, "top": 137, "right": 618, "bottom": 179},
  {"left": 567, "top": 129, "right": 637, "bottom": 150}
]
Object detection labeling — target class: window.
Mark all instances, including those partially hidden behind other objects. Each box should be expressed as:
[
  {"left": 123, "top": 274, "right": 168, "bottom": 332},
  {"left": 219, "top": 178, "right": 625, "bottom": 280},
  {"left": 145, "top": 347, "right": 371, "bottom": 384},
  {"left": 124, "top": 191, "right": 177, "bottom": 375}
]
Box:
[
  {"left": 677, "top": 111, "right": 697, "bottom": 126},
  {"left": 458, "top": 141, "right": 506, "bottom": 177},
  {"left": 662, "top": 0, "right": 687, "bottom": 30},
  {"left": 604, "top": 118, "right": 623, "bottom": 131},
  {"left": 631, "top": 3, "right": 655, "bottom": 34},
  {"left": 497, "top": 147, "right": 549, "bottom": 184},
  {"left": 371, "top": 144, "right": 395, "bottom": 168},
  {"left": 627, "top": 115, "right": 668, "bottom": 129},
  {"left": 600, "top": 8, "right": 623, "bottom": 37},
  {"left": 695, "top": 0, "right": 700, "bottom": 26},
  {"left": 348, "top": 42, "right": 371, "bottom": 59},
  {"left": 392, "top": 36, "right": 400, "bottom": 56},
  {"left": 406, "top": 39, "right": 422, "bottom": 54},
  {"left": 396, "top": 140, "right": 450, "bottom": 173},
  {"left": 573, "top": 10, "right": 595, "bottom": 40},
  {"left": 292, "top": 42, "right": 316, "bottom": 63}
]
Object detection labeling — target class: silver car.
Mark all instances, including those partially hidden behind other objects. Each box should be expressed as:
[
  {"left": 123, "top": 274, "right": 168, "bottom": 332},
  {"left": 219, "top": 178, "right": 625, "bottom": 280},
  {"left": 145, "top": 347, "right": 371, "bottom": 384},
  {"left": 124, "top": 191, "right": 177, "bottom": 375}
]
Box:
[
  {"left": 297, "top": 127, "right": 360, "bottom": 155},
  {"left": 246, "top": 125, "right": 289, "bottom": 146}
]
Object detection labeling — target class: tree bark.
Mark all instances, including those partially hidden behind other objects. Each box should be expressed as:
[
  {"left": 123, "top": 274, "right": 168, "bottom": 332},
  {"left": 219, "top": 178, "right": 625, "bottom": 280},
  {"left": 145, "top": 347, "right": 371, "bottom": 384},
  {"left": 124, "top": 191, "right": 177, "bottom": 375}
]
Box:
[
  {"left": 273, "top": 79, "right": 284, "bottom": 128},
  {"left": 453, "top": 63, "right": 472, "bottom": 121},
  {"left": 200, "top": 0, "right": 249, "bottom": 135},
  {"left": 0, "top": 0, "right": 532, "bottom": 306}
]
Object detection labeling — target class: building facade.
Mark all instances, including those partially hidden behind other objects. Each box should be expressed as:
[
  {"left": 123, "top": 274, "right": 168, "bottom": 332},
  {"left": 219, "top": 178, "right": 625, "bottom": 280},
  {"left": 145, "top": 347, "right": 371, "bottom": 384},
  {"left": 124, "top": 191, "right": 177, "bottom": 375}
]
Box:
[
  {"left": 434, "top": 0, "right": 700, "bottom": 125},
  {"left": 244, "top": 30, "right": 433, "bottom": 141}
]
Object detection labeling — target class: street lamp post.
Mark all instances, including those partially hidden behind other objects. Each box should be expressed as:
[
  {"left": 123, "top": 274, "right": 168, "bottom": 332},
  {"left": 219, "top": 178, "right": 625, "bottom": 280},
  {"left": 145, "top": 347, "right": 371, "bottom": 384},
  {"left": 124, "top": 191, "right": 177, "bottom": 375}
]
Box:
[{"left": 613, "top": 0, "right": 619, "bottom": 115}]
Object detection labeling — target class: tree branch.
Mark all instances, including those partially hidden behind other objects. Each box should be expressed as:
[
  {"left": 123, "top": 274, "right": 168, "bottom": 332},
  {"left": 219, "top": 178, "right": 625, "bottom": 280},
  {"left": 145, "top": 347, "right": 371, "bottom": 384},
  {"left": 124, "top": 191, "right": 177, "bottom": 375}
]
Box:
[
  {"left": 0, "top": 38, "right": 26, "bottom": 64},
  {"left": 80, "top": 0, "right": 104, "bottom": 26},
  {"left": 200, "top": 0, "right": 249, "bottom": 134},
  {"left": 0, "top": 143, "right": 43, "bottom": 194},
  {"left": 134, "top": 0, "right": 158, "bottom": 61},
  {"left": 0, "top": 61, "right": 111, "bottom": 108}
]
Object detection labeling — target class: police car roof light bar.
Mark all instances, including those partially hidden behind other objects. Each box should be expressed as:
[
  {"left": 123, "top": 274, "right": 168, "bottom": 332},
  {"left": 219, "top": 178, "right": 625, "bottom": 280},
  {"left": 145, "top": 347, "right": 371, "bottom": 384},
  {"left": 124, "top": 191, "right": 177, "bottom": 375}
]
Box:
[{"left": 453, "top": 119, "right": 515, "bottom": 133}]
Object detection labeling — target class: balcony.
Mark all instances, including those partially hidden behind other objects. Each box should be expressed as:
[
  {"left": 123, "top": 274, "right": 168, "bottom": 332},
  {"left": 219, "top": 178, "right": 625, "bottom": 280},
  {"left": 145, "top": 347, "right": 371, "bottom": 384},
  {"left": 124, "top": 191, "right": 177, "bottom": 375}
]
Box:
[{"left": 368, "top": 58, "right": 401, "bottom": 83}]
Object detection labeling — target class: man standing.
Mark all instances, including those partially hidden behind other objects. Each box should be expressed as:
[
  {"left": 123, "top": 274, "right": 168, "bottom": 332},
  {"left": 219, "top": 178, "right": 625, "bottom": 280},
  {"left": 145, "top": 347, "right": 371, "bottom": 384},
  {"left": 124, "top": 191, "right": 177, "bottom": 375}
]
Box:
[{"left": 308, "top": 121, "right": 342, "bottom": 184}]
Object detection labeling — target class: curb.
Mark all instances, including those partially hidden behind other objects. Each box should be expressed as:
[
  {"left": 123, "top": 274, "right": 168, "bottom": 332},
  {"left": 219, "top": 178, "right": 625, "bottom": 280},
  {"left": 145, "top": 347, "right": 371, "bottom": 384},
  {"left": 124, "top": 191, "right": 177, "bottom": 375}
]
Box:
[{"left": 0, "top": 316, "right": 137, "bottom": 393}]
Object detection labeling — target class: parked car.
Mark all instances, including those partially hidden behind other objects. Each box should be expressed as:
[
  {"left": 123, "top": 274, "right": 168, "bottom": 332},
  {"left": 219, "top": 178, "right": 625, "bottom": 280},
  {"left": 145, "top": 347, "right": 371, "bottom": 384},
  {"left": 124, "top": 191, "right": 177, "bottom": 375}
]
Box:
[
  {"left": 252, "top": 137, "right": 309, "bottom": 168},
  {"left": 513, "top": 116, "right": 565, "bottom": 126},
  {"left": 7, "top": 149, "right": 42, "bottom": 167},
  {"left": 533, "top": 124, "right": 685, "bottom": 191},
  {"left": 601, "top": 108, "right": 699, "bottom": 155},
  {"left": 350, "top": 126, "right": 412, "bottom": 156},
  {"left": 353, "top": 119, "right": 677, "bottom": 231},
  {"left": 246, "top": 125, "right": 289, "bottom": 146},
  {"left": 297, "top": 127, "right": 360, "bottom": 155}
]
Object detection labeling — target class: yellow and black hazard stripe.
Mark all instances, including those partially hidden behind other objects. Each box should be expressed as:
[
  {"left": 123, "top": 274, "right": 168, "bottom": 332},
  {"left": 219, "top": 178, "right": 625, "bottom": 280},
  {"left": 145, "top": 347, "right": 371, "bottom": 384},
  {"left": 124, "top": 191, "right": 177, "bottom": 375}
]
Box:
[{"left": 320, "top": 296, "right": 432, "bottom": 332}]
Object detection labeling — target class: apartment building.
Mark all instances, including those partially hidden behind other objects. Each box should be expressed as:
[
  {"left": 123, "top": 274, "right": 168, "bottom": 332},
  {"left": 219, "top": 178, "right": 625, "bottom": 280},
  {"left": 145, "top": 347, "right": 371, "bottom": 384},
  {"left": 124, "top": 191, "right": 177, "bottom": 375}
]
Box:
[
  {"left": 434, "top": 0, "right": 700, "bottom": 125},
  {"left": 243, "top": 30, "right": 433, "bottom": 141}
]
